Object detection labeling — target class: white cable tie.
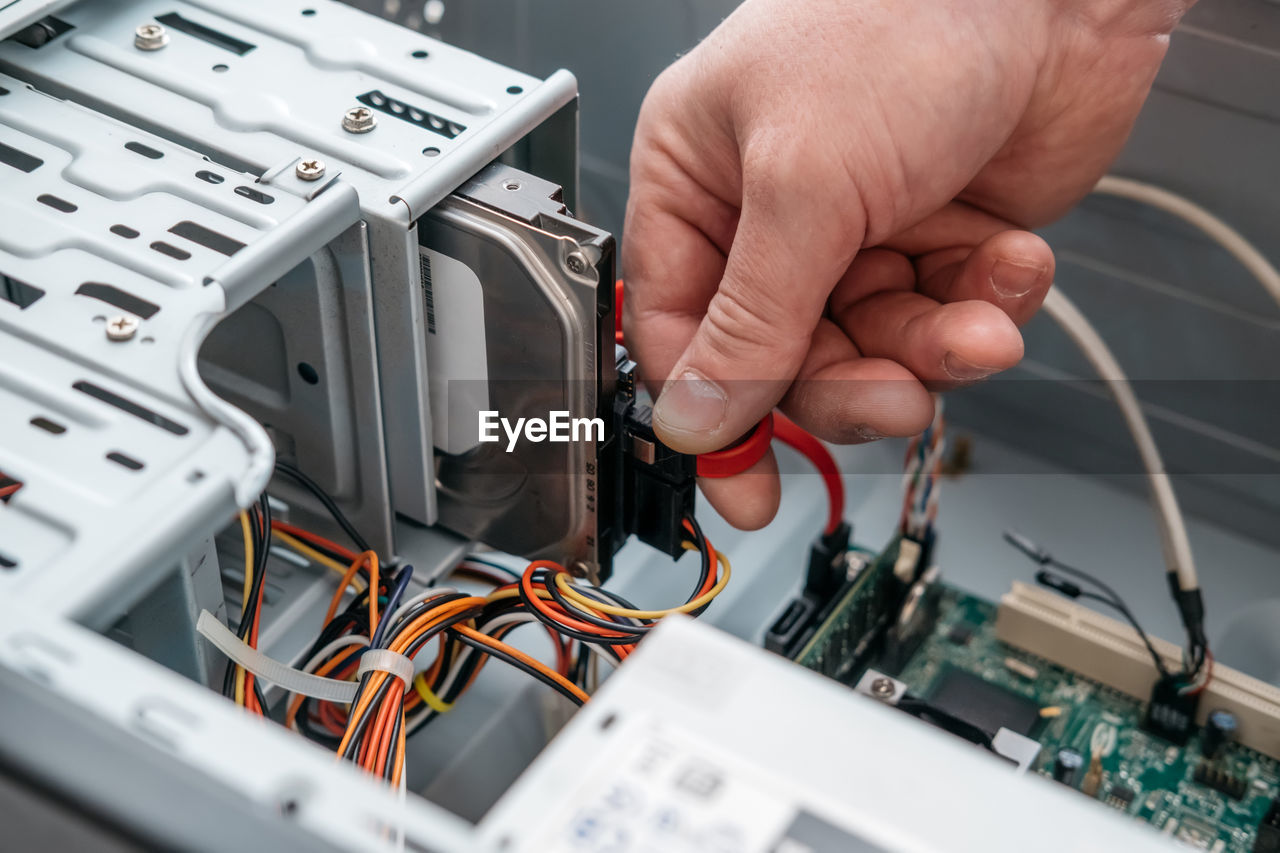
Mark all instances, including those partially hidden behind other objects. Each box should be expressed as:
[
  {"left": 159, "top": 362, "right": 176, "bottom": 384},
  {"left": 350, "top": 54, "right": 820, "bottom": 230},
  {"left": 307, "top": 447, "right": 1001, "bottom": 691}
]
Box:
[
  {"left": 357, "top": 649, "right": 415, "bottom": 688},
  {"left": 196, "top": 610, "right": 359, "bottom": 703}
]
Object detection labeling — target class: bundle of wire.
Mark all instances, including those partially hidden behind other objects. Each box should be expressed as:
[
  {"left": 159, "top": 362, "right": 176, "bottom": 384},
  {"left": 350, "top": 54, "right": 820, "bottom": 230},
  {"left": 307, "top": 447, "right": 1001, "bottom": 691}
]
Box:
[
  {"left": 222, "top": 492, "right": 274, "bottom": 715},
  {"left": 900, "top": 398, "right": 945, "bottom": 539},
  {"left": 265, "top": 503, "right": 727, "bottom": 784}
]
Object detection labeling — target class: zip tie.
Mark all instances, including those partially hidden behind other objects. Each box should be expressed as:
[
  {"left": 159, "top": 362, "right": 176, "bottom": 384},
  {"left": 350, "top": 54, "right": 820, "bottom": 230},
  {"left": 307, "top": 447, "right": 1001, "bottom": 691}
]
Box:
[
  {"left": 357, "top": 648, "right": 415, "bottom": 688},
  {"left": 197, "top": 610, "right": 358, "bottom": 703}
]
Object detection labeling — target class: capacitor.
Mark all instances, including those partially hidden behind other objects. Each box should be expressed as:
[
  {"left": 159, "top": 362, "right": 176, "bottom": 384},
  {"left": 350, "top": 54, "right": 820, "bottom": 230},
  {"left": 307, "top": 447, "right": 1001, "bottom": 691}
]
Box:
[
  {"left": 1201, "top": 710, "right": 1238, "bottom": 759},
  {"left": 1053, "top": 748, "right": 1084, "bottom": 787}
]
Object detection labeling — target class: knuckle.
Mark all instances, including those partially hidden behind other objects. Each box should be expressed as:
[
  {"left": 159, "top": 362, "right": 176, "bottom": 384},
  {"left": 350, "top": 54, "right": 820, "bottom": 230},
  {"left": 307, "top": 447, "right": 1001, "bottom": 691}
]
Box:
[{"left": 702, "top": 287, "right": 801, "bottom": 369}]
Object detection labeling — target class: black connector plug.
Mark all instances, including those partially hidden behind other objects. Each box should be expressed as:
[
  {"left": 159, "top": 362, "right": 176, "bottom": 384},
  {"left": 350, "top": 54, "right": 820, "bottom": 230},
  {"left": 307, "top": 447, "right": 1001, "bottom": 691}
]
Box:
[
  {"left": 804, "top": 520, "right": 851, "bottom": 598},
  {"left": 604, "top": 352, "right": 697, "bottom": 561},
  {"left": 1142, "top": 673, "right": 1200, "bottom": 745}
]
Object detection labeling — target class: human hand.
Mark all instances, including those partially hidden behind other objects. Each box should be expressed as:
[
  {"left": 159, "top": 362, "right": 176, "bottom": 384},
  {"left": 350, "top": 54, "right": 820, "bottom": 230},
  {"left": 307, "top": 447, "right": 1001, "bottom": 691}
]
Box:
[{"left": 622, "top": 0, "right": 1191, "bottom": 528}]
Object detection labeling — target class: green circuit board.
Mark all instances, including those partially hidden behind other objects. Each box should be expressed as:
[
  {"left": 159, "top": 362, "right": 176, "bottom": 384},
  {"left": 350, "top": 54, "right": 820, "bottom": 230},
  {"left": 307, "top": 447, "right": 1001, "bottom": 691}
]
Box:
[{"left": 878, "top": 587, "right": 1278, "bottom": 851}]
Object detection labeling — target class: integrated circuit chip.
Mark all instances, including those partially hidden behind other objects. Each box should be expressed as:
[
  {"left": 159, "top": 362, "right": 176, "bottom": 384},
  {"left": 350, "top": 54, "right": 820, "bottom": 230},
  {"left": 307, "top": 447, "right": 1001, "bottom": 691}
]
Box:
[{"left": 928, "top": 666, "right": 1042, "bottom": 738}]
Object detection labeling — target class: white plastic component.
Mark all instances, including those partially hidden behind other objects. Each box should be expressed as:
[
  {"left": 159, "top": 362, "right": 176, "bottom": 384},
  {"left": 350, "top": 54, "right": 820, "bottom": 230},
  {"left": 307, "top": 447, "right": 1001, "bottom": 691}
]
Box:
[
  {"left": 893, "top": 537, "right": 922, "bottom": 583},
  {"left": 357, "top": 649, "right": 415, "bottom": 689},
  {"left": 483, "top": 615, "right": 1171, "bottom": 853},
  {"left": 197, "top": 610, "right": 358, "bottom": 703},
  {"left": 996, "top": 581, "right": 1280, "bottom": 759}
]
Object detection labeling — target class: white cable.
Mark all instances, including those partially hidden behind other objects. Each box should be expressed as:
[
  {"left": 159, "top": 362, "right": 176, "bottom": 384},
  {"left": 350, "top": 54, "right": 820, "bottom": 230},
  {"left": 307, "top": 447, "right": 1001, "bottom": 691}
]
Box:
[
  {"left": 1039, "top": 287, "right": 1198, "bottom": 591},
  {"left": 1067, "top": 175, "right": 1280, "bottom": 590},
  {"left": 1093, "top": 176, "right": 1280, "bottom": 310}
]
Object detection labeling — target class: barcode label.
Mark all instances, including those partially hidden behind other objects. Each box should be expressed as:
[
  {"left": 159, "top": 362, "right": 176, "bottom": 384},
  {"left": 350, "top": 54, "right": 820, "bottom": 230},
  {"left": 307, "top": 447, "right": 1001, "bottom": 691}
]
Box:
[{"left": 419, "top": 250, "right": 437, "bottom": 334}]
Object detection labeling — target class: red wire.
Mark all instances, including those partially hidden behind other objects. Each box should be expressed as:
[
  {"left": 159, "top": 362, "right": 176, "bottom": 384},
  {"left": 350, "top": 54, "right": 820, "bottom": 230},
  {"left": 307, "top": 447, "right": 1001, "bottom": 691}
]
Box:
[
  {"left": 772, "top": 413, "right": 844, "bottom": 535},
  {"left": 615, "top": 280, "right": 625, "bottom": 345},
  {"left": 271, "top": 520, "right": 358, "bottom": 562}
]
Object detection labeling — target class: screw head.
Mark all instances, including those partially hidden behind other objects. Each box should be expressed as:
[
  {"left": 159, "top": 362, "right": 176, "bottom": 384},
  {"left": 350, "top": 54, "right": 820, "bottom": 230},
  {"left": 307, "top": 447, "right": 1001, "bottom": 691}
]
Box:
[
  {"left": 565, "top": 251, "right": 589, "bottom": 276},
  {"left": 295, "top": 158, "right": 326, "bottom": 181},
  {"left": 342, "top": 106, "right": 376, "bottom": 134},
  {"left": 870, "top": 676, "right": 896, "bottom": 699},
  {"left": 134, "top": 23, "right": 169, "bottom": 50},
  {"left": 106, "top": 315, "right": 140, "bottom": 342}
]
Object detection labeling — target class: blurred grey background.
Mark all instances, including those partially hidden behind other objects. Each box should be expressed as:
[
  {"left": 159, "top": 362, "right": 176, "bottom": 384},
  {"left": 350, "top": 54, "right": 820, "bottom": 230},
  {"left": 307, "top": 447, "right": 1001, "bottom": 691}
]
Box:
[{"left": 346, "top": 0, "right": 1280, "bottom": 550}]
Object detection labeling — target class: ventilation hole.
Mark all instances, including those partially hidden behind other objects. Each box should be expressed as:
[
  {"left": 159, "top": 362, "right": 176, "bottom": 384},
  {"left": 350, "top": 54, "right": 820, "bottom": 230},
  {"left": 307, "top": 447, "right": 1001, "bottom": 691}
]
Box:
[
  {"left": 411, "top": 49, "right": 428, "bottom": 58},
  {"left": 150, "top": 241, "right": 191, "bottom": 261},
  {"left": 0, "top": 86, "right": 8, "bottom": 96},
  {"left": 141, "top": 336, "right": 155, "bottom": 345},
  {"left": 234, "top": 185, "right": 274, "bottom": 205},
  {"left": 110, "top": 224, "right": 140, "bottom": 239},
  {"left": 37, "top": 194, "right": 76, "bottom": 212},
  {"left": 0, "top": 274, "right": 44, "bottom": 309},
  {"left": 301, "top": 8, "right": 315, "bottom": 15},
  {"left": 187, "top": 470, "right": 205, "bottom": 483},
  {"left": 195, "top": 170, "right": 225, "bottom": 184},
  {"left": 212, "top": 63, "right": 229, "bottom": 72},
  {"left": 92, "top": 315, "right": 106, "bottom": 323},
  {"left": 599, "top": 713, "right": 617, "bottom": 731},
  {"left": 169, "top": 221, "right": 245, "bottom": 256},
  {"left": 124, "top": 141, "right": 164, "bottom": 160},
  {"left": 73, "top": 381, "right": 189, "bottom": 435},
  {"left": 106, "top": 451, "right": 144, "bottom": 471},
  {"left": 0, "top": 140, "right": 42, "bottom": 173},
  {"left": 29, "top": 416, "right": 66, "bottom": 435},
  {"left": 296, "top": 362, "right": 319, "bottom": 385},
  {"left": 0, "top": 552, "right": 15, "bottom": 569},
  {"left": 75, "top": 282, "right": 160, "bottom": 319},
  {"left": 422, "top": 147, "right": 440, "bottom": 157},
  {"left": 506, "top": 85, "right": 523, "bottom": 95}
]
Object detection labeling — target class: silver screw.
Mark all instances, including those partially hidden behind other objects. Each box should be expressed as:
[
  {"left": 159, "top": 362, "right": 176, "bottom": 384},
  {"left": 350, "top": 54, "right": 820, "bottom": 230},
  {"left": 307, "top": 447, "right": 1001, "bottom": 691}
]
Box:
[
  {"left": 870, "top": 677, "right": 895, "bottom": 699},
  {"left": 342, "top": 106, "right": 376, "bottom": 134},
  {"left": 565, "top": 251, "right": 589, "bottom": 275},
  {"left": 296, "top": 158, "right": 326, "bottom": 181},
  {"left": 134, "top": 23, "right": 169, "bottom": 51},
  {"left": 106, "top": 315, "right": 140, "bottom": 342}
]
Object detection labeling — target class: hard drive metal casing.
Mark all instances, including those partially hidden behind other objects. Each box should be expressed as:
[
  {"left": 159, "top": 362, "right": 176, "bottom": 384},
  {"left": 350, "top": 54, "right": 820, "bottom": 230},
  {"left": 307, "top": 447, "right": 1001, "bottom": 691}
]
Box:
[{"left": 420, "top": 163, "right": 616, "bottom": 581}]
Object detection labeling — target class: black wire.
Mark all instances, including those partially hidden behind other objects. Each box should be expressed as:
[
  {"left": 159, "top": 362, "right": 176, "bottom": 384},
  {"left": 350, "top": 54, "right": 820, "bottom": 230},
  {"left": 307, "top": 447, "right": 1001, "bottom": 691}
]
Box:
[
  {"left": 1075, "top": 590, "right": 1171, "bottom": 679},
  {"left": 1042, "top": 561, "right": 1173, "bottom": 680},
  {"left": 274, "top": 461, "right": 372, "bottom": 554},
  {"left": 449, "top": 631, "right": 584, "bottom": 707},
  {"left": 1005, "top": 530, "right": 1191, "bottom": 681}
]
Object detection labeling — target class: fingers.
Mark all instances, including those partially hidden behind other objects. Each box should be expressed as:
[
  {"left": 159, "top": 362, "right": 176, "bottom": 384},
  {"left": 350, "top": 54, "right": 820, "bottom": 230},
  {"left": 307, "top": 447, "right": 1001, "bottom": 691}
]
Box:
[
  {"left": 914, "top": 230, "right": 1053, "bottom": 325},
  {"left": 649, "top": 149, "right": 865, "bottom": 455},
  {"left": 780, "top": 319, "right": 935, "bottom": 443},
  {"left": 831, "top": 289, "right": 1023, "bottom": 389},
  {"left": 697, "top": 449, "right": 782, "bottom": 531}
]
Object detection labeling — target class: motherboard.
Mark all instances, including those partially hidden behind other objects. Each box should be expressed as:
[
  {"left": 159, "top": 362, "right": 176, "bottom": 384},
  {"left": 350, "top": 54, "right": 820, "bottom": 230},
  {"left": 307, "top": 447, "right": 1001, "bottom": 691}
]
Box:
[{"left": 782, "top": 542, "right": 1280, "bottom": 852}]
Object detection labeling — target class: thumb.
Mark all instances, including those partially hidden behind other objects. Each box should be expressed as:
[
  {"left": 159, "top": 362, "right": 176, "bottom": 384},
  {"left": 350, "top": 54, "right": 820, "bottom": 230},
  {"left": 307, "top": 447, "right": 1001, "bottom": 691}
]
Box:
[{"left": 652, "top": 187, "right": 862, "bottom": 454}]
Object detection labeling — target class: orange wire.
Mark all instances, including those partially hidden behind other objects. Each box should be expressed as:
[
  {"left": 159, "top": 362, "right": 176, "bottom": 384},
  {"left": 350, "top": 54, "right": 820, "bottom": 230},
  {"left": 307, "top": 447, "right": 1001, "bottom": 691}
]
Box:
[
  {"left": 453, "top": 625, "right": 590, "bottom": 704},
  {"left": 337, "top": 598, "right": 486, "bottom": 757},
  {"left": 324, "top": 552, "right": 375, "bottom": 627},
  {"left": 366, "top": 552, "right": 380, "bottom": 636}
]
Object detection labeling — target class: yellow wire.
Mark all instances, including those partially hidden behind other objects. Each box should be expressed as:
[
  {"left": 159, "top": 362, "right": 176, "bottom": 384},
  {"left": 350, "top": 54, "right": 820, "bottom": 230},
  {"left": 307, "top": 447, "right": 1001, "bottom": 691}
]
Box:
[
  {"left": 235, "top": 511, "right": 253, "bottom": 707},
  {"left": 554, "top": 544, "right": 731, "bottom": 619},
  {"left": 271, "top": 529, "right": 367, "bottom": 593},
  {"left": 412, "top": 674, "right": 454, "bottom": 713}
]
